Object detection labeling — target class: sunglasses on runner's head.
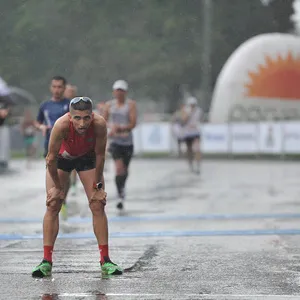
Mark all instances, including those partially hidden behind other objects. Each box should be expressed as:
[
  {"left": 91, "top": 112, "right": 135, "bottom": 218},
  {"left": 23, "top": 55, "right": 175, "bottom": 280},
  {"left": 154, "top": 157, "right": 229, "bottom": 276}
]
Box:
[{"left": 70, "top": 97, "right": 93, "bottom": 105}]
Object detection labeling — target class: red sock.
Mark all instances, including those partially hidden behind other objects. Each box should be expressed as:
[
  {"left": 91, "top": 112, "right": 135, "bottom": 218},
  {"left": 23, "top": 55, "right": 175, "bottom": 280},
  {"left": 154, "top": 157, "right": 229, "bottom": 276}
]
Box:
[
  {"left": 43, "top": 245, "right": 53, "bottom": 263},
  {"left": 99, "top": 244, "right": 110, "bottom": 264}
]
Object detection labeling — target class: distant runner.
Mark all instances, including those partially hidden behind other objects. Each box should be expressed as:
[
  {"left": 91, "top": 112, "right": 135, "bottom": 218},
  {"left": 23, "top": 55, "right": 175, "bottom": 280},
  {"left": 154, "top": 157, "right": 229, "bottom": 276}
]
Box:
[
  {"left": 182, "top": 97, "right": 202, "bottom": 174},
  {"left": 171, "top": 104, "right": 187, "bottom": 157},
  {"left": 35, "top": 76, "right": 70, "bottom": 219},
  {"left": 103, "top": 80, "right": 137, "bottom": 211}
]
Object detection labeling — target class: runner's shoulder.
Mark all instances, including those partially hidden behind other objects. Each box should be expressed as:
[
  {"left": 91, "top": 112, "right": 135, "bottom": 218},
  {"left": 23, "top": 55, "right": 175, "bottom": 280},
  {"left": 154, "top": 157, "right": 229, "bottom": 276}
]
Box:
[
  {"left": 127, "top": 99, "right": 136, "bottom": 107},
  {"left": 127, "top": 98, "right": 136, "bottom": 104},
  {"left": 62, "top": 98, "right": 71, "bottom": 104},
  {"left": 53, "top": 113, "right": 70, "bottom": 131},
  {"left": 93, "top": 113, "right": 106, "bottom": 126},
  {"left": 104, "top": 99, "right": 113, "bottom": 107},
  {"left": 39, "top": 99, "right": 52, "bottom": 109},
  {"left": 40, "top": 98, "right": 70, "bottom": 107}
]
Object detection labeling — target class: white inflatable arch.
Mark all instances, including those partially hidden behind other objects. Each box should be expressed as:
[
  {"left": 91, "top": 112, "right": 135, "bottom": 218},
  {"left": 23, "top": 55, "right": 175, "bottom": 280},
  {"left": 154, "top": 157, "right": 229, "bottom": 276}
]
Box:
[{"left": 209, "top": 33, "right": 300, "bottom": 122}]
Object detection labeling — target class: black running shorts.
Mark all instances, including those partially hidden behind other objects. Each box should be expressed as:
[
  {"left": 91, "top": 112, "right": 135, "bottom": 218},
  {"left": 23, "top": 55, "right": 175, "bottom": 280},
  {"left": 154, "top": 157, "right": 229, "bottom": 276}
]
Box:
[
  {"left": 57, "top": 152, "right": 96, "bottom": 173},
  {"left": 109, "top": 143, "right": 134, "bottom": 167},
  {"left": 184, "top": 134, "right": 201, "bottom": 146}
]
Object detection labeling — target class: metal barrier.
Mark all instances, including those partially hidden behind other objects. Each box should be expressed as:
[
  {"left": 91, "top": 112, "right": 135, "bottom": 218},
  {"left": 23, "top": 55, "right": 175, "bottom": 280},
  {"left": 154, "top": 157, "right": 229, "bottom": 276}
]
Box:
[{"left": 5, "top": 120, "right": 300, "bottom": 159}]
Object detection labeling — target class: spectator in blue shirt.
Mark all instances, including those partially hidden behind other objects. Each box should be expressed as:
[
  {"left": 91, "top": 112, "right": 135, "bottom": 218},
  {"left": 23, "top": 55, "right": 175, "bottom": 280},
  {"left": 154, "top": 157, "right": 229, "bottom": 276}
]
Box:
[{"left": 36, "top": 76, "right": 70, "bottom": 158}]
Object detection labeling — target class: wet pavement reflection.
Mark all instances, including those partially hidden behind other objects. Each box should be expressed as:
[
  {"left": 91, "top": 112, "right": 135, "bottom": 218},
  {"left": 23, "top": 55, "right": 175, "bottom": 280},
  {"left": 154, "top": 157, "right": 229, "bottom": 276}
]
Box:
[{"left": 1, "top": 159, "right": 300, "bottom": 299}]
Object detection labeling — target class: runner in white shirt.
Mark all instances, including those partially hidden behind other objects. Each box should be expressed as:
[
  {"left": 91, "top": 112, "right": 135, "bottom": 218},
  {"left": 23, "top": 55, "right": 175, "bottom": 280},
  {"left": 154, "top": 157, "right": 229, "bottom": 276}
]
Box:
[{"left": 182, "top": 97, "right": 202, "bottom": 174}]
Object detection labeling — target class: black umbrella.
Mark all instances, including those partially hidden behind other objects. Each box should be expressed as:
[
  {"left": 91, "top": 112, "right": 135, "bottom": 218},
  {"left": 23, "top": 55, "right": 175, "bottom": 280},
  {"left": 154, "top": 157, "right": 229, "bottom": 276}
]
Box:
[{"left": 0, "top": 94, "right": 15, "bottom": 107}]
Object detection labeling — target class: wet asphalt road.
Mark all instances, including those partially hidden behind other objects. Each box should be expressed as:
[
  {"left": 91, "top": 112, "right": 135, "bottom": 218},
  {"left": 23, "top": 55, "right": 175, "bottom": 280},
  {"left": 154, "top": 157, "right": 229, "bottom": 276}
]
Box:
[{"left": 1, "top": 158, "right": 300, "bottom": 299}]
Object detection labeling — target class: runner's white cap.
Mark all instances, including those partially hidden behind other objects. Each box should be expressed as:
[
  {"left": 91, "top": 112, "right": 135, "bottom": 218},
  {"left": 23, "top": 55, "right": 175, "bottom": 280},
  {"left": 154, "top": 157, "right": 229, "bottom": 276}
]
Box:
[
  {"left": 112, "top": 80, "right": 128, "bottom": 91},
  {"left": 187, "top": 96, "right": 197, "bottom": 105}
]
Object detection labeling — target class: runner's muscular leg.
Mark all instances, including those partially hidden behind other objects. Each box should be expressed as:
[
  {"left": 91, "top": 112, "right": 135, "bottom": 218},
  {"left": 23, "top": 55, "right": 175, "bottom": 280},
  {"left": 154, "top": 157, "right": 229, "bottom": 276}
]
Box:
[
  {"left": 78, "top": 169, "right": 108, "bottom": 245},
  {"left": 186, "top": 139, "right": 193, "bottom": 168},
  {"left": 63, "top": 173, "right": 72, "bottom": 203},
  {"left": 115, "top": 158, "right": 126, "bottom": 195},
  {"left": 71, "top": 169, "right": 77, "bottom": 186},
  {"left": 43, "top": 169, "right": 70, "bottom": 246},
  {"left": 120, "top": 146, "right": 133, "bottom": 189},
  {"left": 115, "top": 158, "right": 126, "bottom": 175}
]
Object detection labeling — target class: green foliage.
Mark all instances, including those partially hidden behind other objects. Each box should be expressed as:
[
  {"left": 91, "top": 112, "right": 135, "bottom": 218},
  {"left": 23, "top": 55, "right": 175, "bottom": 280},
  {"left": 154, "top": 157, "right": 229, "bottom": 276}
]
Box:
[{"left": 0, "top": 0, "right": 294, "bottom": 112}]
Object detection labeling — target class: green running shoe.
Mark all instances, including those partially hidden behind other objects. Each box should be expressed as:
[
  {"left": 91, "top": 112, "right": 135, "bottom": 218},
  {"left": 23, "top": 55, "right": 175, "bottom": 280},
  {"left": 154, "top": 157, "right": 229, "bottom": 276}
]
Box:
[
  {"left": 32, "top": 260, "right": 52, "bottom": 278},
  {"left": 101, "top": 261, "right": 123, "bottom": 275}
]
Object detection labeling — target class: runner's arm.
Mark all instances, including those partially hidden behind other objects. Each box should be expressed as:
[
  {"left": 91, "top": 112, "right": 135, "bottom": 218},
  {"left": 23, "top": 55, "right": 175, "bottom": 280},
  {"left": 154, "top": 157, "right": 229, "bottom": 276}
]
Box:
[
  {"left": 46, "top": 120, "right": 66, "bottom": 189},
  {"left": 119, "top": 100, "right": 137, "bottom": 132},
  {"left": 94, "top": 118, "right": 107, "bottom": 190},
  {"left": 102, "top": 102, "right": 110, "bottom": 122},
  {"left": 35, "top": 104, "right": 45, "bottom": 130}
]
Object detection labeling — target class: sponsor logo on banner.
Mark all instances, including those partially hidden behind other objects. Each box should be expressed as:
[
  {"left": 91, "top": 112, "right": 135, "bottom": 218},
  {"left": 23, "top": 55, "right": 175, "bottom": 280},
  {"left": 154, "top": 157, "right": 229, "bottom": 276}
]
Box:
[
  {"left": 258, "top": 122, "right": 283, "bottom": 154},
  {"left": 202, "top": 124, "right": 229, "bottom": 153},
  {"left": 140, "top": 123, "right": 171, "bottom": 152},
  {"left": 230, "top": 123, "right": 258, "bottom": 153},
  {"left": 283, "top": 122, "right": 300, "bottom": 153},
  {"left": 205, "top": 132, "right": 225, "bottom": 141}
]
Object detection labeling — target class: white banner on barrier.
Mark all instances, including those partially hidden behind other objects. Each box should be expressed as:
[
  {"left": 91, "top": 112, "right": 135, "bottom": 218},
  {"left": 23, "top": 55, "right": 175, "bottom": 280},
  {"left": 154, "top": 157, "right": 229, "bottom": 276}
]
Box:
[
  {"left": 7, "top": 121, "right": 300, "bottom": 156},
  {"left": 282, "top": 122, "right": 300, "bottom": 154},
  {"left": 140, "top": 123, "right": 171, "bottom": 152},
  {"left": 202, "top": 124, "right": 229, "bottom": 153},
  {"left": 132, "top": 127, "right": 142, "bottom": 154},
  {"left": 230, "top": 123, "right": 259, "bottom": 153},
  {"left": 258, "top": 122, "right": 283, "bottom": 154}
]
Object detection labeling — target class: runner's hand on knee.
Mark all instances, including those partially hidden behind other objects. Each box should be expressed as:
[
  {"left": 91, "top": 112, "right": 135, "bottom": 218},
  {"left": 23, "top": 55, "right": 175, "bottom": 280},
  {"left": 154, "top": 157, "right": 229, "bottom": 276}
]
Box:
[
  {"left": 47, "top": 187, "right": 64, "bottom": 206},
  {"left": 90, "top": 189, "right": 107, "bottom": 206}
]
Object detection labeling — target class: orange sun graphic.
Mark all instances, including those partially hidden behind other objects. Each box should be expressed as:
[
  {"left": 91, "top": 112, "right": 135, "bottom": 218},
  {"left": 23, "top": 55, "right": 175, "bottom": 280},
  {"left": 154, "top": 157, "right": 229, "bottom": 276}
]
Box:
[{"left": 245, "top": 52, "right": 300, "bottom": 100}]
